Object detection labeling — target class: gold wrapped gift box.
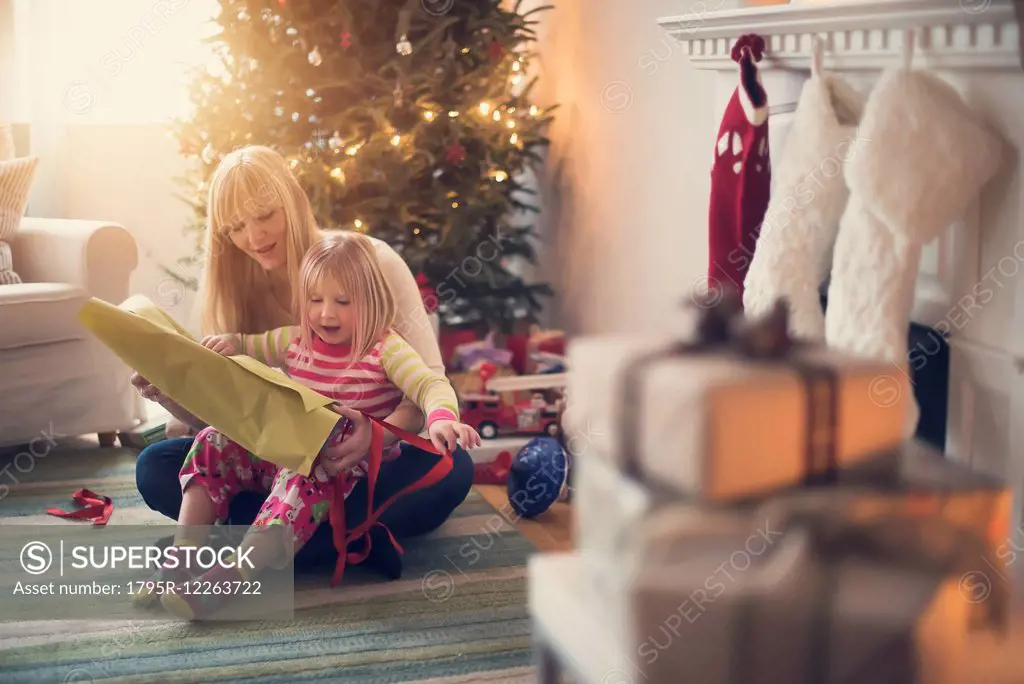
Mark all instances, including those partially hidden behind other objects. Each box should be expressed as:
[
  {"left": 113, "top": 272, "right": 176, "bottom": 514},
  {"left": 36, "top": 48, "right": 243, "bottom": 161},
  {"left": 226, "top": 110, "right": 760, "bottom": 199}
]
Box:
[{"left": 567, "top": 333, "right": 912, "bottom": 502}]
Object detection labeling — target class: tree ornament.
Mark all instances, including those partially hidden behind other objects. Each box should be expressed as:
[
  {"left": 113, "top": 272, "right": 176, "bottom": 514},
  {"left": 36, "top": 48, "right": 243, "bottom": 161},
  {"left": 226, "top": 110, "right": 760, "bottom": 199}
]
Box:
[
  {"left": 396, "top": 8, "right": 413, "bottom": 56},
  {"left": 201, "top": 143, "right": 216, "bottom": 165},
  {"left": 340, "top": 31, "right": 352, "bottom": 49},
  {"left": 488, "top": 38, "right": 505, "bottom": 63},
  {"left": 445, "top": 140, "right": 466, "bottom": 165},
  {"left": 443, "top": 32, "right": 458, "bottom": 60},
  {"left": 308, "top": 47, "right": 323, "bottom": 66}
]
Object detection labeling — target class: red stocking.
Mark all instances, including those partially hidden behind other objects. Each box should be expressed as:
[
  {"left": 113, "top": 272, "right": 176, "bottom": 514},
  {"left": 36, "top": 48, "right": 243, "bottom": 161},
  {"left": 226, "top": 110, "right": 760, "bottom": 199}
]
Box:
[{"left": 707, "top": 34, "right": 771, "bottom": 301}]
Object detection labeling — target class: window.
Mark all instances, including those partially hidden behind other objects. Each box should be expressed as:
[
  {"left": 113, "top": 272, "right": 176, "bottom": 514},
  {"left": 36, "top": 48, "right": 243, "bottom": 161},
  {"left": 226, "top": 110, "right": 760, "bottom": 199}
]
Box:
[{"left": 9, "top": 0, "right": 220, "bottom": 125}]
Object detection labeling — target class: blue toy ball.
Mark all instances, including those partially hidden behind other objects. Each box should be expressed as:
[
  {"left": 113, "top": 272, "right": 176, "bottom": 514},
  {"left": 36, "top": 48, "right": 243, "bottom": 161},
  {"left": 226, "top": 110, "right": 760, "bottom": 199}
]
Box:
[{"left": 507, "top": 437, "right": 569, "bottom": 519}]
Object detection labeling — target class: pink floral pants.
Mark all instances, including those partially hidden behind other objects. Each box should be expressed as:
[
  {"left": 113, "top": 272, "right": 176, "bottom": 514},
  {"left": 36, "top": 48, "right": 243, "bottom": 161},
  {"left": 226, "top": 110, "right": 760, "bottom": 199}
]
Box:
[{"left": 179, "top": 427, "right": 357, "bottom": 546}]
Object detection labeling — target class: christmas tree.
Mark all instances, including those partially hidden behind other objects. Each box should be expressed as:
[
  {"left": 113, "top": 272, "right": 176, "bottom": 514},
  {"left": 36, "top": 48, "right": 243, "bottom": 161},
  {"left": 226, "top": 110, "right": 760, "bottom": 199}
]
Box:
[{"left": 170, "top": 0, "right": 555, "bottom": 331}]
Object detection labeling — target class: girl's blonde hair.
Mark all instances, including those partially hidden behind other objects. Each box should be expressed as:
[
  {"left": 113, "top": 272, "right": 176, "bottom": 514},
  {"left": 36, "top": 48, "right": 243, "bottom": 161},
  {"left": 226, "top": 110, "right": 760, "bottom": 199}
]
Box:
[
  {"left": 201, "top": 145, "right": 320, "bottom": 335},
  {"left": 297, "top": 232, "right": 397, "bottom": 362}
]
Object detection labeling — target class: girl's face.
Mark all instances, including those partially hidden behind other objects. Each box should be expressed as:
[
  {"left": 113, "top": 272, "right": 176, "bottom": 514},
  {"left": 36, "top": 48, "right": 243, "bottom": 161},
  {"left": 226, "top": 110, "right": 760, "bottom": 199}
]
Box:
[
  {"left": 307, "top": 275, "right": 355, "bottom": 346},
  {"left": 226, "top": 205, "right": 288, "bottom": 271}
]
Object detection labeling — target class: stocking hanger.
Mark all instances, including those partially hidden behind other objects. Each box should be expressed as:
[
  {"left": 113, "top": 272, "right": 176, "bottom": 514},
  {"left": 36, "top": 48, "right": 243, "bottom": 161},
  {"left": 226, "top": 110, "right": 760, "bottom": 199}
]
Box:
[
  {"left": 902, "top": 28, "right": 916, "bottom": 69},
  {"left": 811, "top": 35, "right": 825, "bottom": 75}
]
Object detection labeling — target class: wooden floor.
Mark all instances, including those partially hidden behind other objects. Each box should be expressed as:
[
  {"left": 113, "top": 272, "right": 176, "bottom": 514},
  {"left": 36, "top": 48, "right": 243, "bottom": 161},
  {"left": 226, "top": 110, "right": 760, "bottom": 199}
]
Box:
[{"left": 475, "top": 484, "right": 574, "bottom": 552}]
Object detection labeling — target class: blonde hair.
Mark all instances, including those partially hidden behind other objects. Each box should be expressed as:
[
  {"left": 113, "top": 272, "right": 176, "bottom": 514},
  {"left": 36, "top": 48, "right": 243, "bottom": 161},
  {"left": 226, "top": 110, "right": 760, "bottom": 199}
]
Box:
[
  {"left": 296, "top": 232, "right": 397, "bottom": 362},
  {"left": 200, "top": 145, "right": 320, "bottom": 335}
]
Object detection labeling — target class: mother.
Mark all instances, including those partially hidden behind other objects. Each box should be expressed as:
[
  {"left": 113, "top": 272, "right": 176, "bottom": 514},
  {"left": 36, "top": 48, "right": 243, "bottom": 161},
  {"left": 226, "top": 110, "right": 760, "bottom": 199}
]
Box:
[{"left": 133, "top": 145, "right": 474, "bottom": 577}]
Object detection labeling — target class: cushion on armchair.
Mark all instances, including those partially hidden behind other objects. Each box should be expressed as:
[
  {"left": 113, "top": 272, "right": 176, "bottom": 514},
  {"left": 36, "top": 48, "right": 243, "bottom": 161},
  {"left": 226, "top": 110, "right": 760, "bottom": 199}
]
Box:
[
  {"left": 0, "top": 156, "right": 40, "bottom": 284},
  {"left": 0, "top": 241, "right": 19, "bottom": 284},
  {"left": 0, "top": 282, "right": 89, "bottom": 350}
]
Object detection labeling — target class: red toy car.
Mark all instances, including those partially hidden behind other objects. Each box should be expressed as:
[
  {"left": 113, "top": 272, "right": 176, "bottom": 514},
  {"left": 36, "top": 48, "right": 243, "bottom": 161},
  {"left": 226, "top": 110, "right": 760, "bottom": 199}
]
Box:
[{"left": 458, "top": 373, "right": 568, "bottom": 439}]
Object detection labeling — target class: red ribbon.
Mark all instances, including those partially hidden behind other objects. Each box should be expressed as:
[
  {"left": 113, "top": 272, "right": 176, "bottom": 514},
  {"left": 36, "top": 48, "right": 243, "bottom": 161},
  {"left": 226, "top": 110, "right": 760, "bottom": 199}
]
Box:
[
  {"left": 46, "top": 488, "right": 114, "bottom": 526},
  {"left": 473, "top": 450, "right": 513, "bottom": 485},
  {"left": 328, "top": 413, "right": 452, "bottom": 586}
]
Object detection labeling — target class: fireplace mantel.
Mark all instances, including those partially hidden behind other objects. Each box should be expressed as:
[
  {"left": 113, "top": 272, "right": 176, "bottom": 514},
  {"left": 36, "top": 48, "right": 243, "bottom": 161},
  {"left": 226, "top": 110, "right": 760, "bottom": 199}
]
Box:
[
  {"left": 658, "top": 0, "right": 1020, "bottom": 72},
  {"left": 657, "top": 0, "right": 1024, "bottom": 535}
]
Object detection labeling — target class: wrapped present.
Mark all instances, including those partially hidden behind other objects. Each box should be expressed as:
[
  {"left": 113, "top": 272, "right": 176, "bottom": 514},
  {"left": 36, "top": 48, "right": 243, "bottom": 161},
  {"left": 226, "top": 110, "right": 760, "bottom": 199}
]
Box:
[
  {"left": 564, "top": 295, "right": 911, "bottom": 502},
  {"left": 449, "top": 332, "right": 515, "bottom": 372},
  {"left": 616, "top": 501, "right": 998, "bottom": 684},
  {"left": 507, "top": 324, "right": 567, "bottom": 374},
  {"left": 578, "top": 437, "right": 1011, "bottom": 632},
  {"left": 78, "top": 295, "right": 339, "bottom": 476},
  {"left": 449, "top": 363, "right": 518, "bottom": 399}
]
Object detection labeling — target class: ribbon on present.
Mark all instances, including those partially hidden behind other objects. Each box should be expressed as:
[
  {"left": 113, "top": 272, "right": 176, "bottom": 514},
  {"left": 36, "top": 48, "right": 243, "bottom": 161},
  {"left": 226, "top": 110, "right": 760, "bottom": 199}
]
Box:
[
  {"left": 619, "top": 287, "right": 841, "bottom": 493},
  {"left": 726, "top": 504, "right": 1009, "bottom": 684}
]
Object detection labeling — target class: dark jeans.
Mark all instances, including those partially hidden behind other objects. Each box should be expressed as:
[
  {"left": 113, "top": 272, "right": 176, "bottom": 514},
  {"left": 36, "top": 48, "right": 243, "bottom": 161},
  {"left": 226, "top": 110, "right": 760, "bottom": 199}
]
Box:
[{"left": 135, "top": 437, "right": 474, "bottom": 571}]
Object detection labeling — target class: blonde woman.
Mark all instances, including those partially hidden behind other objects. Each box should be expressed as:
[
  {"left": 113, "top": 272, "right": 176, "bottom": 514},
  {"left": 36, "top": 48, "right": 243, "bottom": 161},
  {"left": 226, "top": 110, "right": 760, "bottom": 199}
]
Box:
[{"left": 132, "top": 145, "right": 474, "bottom": 578}]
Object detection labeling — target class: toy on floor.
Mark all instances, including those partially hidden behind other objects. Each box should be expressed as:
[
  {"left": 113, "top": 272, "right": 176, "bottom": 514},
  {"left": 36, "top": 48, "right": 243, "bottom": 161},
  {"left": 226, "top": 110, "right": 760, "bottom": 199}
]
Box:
[
  {"left": 460, "top": 372, "right": 568, "bottom": 439},
  {"left": 507, "top": 437, "right": 570, "bottom": 519}
]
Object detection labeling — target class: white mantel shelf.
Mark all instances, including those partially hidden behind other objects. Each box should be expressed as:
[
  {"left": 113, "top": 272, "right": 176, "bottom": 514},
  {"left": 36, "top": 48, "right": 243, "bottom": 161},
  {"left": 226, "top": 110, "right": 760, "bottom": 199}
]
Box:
[{"left": 658, "top": 0, "right": 1020, "bottom": 71}]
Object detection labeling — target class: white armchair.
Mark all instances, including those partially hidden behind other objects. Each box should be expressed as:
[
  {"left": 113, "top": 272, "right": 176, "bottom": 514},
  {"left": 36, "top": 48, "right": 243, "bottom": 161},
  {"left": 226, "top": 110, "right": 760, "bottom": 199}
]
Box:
[{"left": 0, "top": 217, "right": 144, "bottom": 448}]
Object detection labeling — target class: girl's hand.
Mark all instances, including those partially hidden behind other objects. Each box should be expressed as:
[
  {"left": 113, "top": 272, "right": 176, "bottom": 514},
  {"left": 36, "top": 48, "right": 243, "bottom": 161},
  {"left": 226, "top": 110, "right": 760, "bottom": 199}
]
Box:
[
  {"left": 428, "top": 420, "right": 482, "bottom": 453},
  {"left": 200, "top": 334, "right": 240, "bottom": 356}
]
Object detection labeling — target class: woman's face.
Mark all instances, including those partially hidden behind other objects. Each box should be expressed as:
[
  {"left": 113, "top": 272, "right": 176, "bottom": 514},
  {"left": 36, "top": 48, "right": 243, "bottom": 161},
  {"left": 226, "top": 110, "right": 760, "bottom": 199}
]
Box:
[{"left": 226, "top": 205, "right": 288, "bottom": 270}]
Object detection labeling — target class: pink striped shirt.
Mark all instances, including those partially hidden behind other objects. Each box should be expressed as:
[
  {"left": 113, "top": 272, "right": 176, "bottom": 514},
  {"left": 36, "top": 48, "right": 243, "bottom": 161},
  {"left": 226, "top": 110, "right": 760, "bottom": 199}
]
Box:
[{"left": 241, "top": 327, "right": 460, "bottom": 427}]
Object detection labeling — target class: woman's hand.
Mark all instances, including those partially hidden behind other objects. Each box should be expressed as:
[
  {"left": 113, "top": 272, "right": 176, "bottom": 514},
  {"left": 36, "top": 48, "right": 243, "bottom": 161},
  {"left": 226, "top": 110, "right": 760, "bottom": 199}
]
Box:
[
  {"left": 131, "top": 372, "right": 165, "bottom": 403},
  {"left": 130, "top": 372, "right": 206, "bottom": 435},
  {"left": 427, "top": 420, "right": 481, "bottom": 453},
  {"left": 200, "top": 334, "right": 240, "bottom": 356},
  {"left": 319, "top": 406, "right": 372, "bottom": 474}
]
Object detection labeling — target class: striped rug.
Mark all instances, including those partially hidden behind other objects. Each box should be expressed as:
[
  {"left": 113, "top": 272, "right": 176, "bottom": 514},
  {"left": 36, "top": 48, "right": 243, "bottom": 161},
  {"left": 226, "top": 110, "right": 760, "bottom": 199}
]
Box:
[{"left": 0, "top": 443, "right": 536, "bottom": 683}]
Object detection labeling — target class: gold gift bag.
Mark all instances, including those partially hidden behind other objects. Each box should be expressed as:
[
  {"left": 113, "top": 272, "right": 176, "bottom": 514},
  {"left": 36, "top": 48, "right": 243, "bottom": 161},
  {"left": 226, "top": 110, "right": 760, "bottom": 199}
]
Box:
[{"left": 79, "top": 295, "right": 339, "bottom": 475}]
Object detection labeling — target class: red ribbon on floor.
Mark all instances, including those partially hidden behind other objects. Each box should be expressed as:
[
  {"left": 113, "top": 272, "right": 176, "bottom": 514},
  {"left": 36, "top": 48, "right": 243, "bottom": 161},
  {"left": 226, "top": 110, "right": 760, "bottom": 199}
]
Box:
[
  {"left": 46, "top": 488, "right": 114, "bottom": 526},
  {"left": 329, "top": 414, "right": 452, "bottom": 587},
  {"left": 473, "top": 450, "right": 513, "bottom": 485}
]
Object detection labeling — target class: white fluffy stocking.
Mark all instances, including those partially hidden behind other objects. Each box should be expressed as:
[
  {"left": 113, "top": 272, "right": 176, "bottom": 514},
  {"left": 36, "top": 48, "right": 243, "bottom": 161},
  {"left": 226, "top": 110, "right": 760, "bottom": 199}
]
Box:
[
  {"left": 825, "top": 62, "right": 1003, "bottom": 436},
  {"left": 743, "top": 44, "right": 865, "bottom": 341}
]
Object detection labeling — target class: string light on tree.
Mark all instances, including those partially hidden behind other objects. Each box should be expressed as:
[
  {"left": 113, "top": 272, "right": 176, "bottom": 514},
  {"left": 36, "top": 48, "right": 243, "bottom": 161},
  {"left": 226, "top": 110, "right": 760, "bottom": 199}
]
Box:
[
  {"left": 354, "top": 219, "right": 363, "bottom": 229},
  {"left": 448, "top": 110, "right": 459, "bottom": 118},
  {"left": 330, "top": 167, "right": 345, "bottom": 183},
  {"left": 423, "top": 110, "right": 435, "bottom": 121},
  {"left": 391, "top": 135, "right": 401, "bottom": 146},
  {"left": 308, "top": 47, "right": 322, "bottom": 66},
  {"left": 479, "top": 102, "right": 492, "bottom": 116},
  {"left": 346, "top": 144, "right": 360, "bottom": 156},
  {"left": 492, "top": 170, "right": 508, "bottom": 182},
  {"left": 530, "top": 105, "right": 539, "bottom": 116}
]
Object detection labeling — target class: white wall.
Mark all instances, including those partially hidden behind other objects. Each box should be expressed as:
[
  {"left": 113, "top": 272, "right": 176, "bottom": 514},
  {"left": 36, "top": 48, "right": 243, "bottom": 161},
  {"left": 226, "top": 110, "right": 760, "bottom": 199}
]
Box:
[{"left": 527, "top": 0, "right": 730, "bottom": 337}]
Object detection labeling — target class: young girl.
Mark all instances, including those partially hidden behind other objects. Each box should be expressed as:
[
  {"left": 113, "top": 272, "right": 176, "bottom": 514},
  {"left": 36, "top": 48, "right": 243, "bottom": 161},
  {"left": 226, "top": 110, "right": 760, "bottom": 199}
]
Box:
[{"left": 141, "top": 232, "right": 480, "bottom": 620}]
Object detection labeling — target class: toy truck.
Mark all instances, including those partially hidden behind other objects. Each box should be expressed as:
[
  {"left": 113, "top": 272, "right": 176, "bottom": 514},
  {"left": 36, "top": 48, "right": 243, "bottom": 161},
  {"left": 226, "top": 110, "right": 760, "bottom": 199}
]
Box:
[{"left": 459, "top": 373, "right": 568, "bottom": 439}]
